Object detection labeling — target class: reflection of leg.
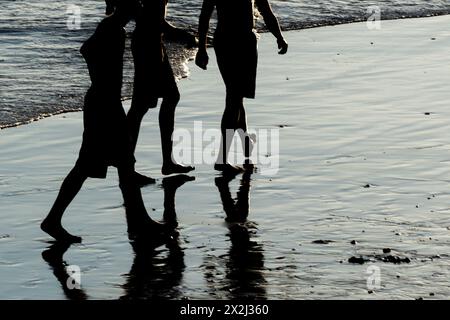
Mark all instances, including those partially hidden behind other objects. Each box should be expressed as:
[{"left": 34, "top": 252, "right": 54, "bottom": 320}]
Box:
[
  {"left": 118, "top": 164, "right": 169, "bottom": 240},
  {"left": 215, "top": 172, "right": 240, "bottom": 222},
  {"left": 123, "top": 234, "right": 185, "bottom": 299},
  {"left": 235, "top": 170, "right": 251, "bottom": 220},
  {"left": 215, "top": 170, "right": 252, "bottom": 223},
  {"left": 41, "top": 164, "right": 86, "bottom": 243},
  {"left": 162, "top": 175, "right": 195, "bottom": 227},
  {"left": 42, "top": 242, "right": 88, "bottom": 300},
  {"left": 160, "top": 91, "right": 195, "bottom": 175},
  {"left": 215, "top": 94, "right": 243, "bottom": 173}
]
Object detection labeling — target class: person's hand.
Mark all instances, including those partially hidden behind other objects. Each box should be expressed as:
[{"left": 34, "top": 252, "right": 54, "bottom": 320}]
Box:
[
  {"left": 277, "top": 37, "right": 288, "bottom": 55},
  {"left": 195, "top": 48, "right": 209, "bottom": 70}
]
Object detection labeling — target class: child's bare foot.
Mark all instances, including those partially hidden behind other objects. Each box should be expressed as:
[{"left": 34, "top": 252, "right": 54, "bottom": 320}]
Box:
[
  {"left": 133, "top": 171, "right": 156, "bottom": 187},
  {"left": 214, "top": 163, "right": 244, "bottom": 175},
  {"left": 41, "top": 219, "right": 82, "bottom": 243},
  {"left": 162, "top": 163, "right": 195, "bottom": 176}
]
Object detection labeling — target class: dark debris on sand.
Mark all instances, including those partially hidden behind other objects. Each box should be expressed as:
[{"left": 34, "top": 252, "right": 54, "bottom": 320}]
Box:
[
  {"left": 348, "top": 253, "right": 411, "bottom": 265},
  {"left": 312, "top": 240, "right": 335, "bottom": 245}
]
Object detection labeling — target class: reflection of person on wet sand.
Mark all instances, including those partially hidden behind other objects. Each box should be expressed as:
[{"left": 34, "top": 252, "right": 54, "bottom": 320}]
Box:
[
  {"left": 207, "top": 171, "right": 266, "bottom": 299},
  {"left": 161, "top": 174, "right": 195, "bottom": 227},
  {"left": 196, "top": 0, "right": 288, "bottom": 174},
  {"left": 126, "top": 0, "right": 196, "bottom": 184},
  {"left": 121, "top": 175, "right": 194, "bottom": 299},
  {"left": 121, "top": 238, "right": 185, "bottom": 299},
  {"left": 42, "top": 242, "right": 88, "bottom": 300},
  {"left": 41, "top": 1, "right": 170, "bottom": 243}
]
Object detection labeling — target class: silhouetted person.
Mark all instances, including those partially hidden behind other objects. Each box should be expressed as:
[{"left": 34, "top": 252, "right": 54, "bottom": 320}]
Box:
[
  {"left": 196, "top": 0, "right": 288, "bottom": 173},
  {"left": 42, "top": 242, "right": 88, "bottom": 300},
  {"left": 41, "top": 1, "right": 170, "bottom": 243},
  {"left": 205, "top": 171, "right": 266, "bottom": 299},
  {"left": 121, "top": 174, "right": 194, "bottom": 299},
  {"left": 126, "top": 0, "right": 196, "bottom": 184},
  {"left": 105, "top": 0, "right": 118, "bottom": 15}
]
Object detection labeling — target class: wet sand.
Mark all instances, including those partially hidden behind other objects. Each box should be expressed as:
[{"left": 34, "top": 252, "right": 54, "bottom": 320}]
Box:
[{"left": 1, "top": 16, "right": 450, "bottom": 299}]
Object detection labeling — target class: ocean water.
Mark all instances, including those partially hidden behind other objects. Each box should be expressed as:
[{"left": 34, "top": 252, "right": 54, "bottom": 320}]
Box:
[{"left": 1, "top": 0, "right": 450, "bottom": 129}]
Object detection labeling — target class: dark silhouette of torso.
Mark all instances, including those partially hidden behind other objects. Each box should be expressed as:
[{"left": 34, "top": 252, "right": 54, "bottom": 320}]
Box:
[
  {"left": 215, "top": 0, "right": 255, "bottom": 38},
  {"left": 78, "top": 16, "right": 132, "bottom": 173},
  {"left": 131, "top": 0, "right": 173, "bottom": 99},
  {"left": 81, "top": 17, "right": 125, "bottom": 101}
]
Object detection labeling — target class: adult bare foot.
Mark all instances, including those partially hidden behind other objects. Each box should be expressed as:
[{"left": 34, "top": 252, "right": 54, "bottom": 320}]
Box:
[
  {"left": 161, "top": 163, "right": 195, "bottom": 176},
  {"left": 41, "top": 219, "right": 82, "bottom": 243},
  {"left": 133, "top": 171, "right": 156, "bottom": 187},
  {"left": 214, "top": 163, "right": 244, "bottom": 175}
]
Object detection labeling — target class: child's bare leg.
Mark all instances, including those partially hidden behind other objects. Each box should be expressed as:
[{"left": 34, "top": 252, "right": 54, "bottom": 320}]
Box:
[
  {"left": 160, "top": 91, "right": 195, "bottom": 175},
  {"left": 126, "top": 96, "right": 158, "bottom": 185},
  {"left": 41, "top": 164, "right": 86, "bottom": 242},
  {"left": 215, "top": 94, "right": 243, "bottom": 173}
]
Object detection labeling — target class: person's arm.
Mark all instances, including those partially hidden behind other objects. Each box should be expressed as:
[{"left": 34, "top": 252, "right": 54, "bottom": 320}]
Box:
[
  {"left": 255, "top": 0, "right": 288, "bottom": 54},
  {"left": 195, "top": 0, "right": 215, "bottom": 70}
]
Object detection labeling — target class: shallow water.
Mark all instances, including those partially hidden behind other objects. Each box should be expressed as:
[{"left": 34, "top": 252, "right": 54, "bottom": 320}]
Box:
[
  {"left": 2, "top": 0, "right": 450, "bottom": 128},
  {"left": 1, "top": 17, "right": 450, "bottom": 299}
]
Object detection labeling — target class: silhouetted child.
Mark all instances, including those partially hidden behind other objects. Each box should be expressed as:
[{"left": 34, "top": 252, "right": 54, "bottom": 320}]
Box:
[
  {"left": 196, "top": 0, "right": 288, "bottom": 173},
  {"left": 41, "top": 1, "right": 168, "bottom": 243},
  {"left": 126, "top": 0, "right": 195, "bottom": 183}
]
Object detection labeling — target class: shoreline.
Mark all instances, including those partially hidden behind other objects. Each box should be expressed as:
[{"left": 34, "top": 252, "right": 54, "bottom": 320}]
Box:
[{"left": 1, "top": 14, "right": 449, "bottom": 131}]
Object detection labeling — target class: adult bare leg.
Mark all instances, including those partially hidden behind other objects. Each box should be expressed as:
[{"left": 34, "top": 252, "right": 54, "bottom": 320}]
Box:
[
  {"left": 160, "top": 91, "right": 195, "bottom": 175},
  {"left": 215, "top": 93, "right": 244, "bottom": 174}
]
